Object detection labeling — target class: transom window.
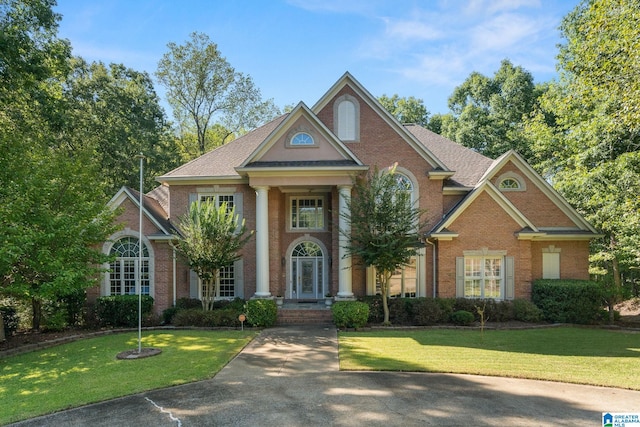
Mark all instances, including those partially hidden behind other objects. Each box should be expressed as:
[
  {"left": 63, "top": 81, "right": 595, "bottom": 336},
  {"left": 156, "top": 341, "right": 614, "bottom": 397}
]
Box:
[
  {"left": 109, "top": 237, "right": 150, "bottom": 295},
  {"left": 291, "top": 132, "right": 314, "bottom": 146},
  {"left": 291, "top": 197, "right": 324, "bottom": 230},
  {"left": 464, "top": 257, "right": 503, "bottom": 299}
]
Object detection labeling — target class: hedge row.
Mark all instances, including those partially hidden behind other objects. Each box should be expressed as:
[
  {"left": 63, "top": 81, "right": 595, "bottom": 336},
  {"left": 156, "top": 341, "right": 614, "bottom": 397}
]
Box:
[
  {"left": 95, "top": 295, "right": 155, "bottom": 327},
  {"left": 163, "top": 297, "right": 277, "bottom": 328},
  {"left": 358, "top": 296, "right": 543, "bottom": 326}
]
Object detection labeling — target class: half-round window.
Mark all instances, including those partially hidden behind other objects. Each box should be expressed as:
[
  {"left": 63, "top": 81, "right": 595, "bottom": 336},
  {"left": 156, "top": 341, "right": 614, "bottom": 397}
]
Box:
[
  {"left": 291, "top": 132, "right": 314, "bottom": 146},
  {"left": 499, "top": 178, "right": 521, "bottom": 190}
]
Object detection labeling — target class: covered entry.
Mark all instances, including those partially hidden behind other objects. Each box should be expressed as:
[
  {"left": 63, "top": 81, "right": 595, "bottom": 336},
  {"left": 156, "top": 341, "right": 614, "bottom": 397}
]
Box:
[{"left": 288, "top": 241, "right": 326, "bottom": 299}]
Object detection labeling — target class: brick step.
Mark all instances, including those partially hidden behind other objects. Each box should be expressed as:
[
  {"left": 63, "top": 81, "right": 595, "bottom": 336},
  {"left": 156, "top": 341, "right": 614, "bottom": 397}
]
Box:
[{"left": 277, "top": 309, "right": 334, "bottom": 325}]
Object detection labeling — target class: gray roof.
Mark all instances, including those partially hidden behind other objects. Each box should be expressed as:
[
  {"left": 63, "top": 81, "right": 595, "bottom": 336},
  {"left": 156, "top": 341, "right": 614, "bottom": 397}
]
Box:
[{"left": 405, "top": 124, "right": 494, "bottom": 187}]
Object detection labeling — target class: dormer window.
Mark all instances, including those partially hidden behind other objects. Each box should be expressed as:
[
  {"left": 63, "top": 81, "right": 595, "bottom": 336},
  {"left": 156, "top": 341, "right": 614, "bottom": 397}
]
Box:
[
  {"left": 291, "top": 132, "right": 314, "bottom": 146},
  {"left": 334, "top": 94, "right": 360, "bottom": 141}
]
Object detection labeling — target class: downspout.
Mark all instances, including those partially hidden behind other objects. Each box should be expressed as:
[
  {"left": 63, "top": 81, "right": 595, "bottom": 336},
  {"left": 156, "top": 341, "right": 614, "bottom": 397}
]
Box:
[
  {"left": 169, "top": 241, "right": 177, "bottom": 307},
  {"left": 425, "top": 238, "right": 437, "bottom": 298}
]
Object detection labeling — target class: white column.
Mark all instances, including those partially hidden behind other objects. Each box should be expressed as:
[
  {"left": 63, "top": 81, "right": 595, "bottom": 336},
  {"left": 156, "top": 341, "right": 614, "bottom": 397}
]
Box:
[
  {"left": 254, "top": 186, "right": 271, "bottom": 298},
  {"left": 337, "top": 185, "right": 354, "bottom": 298}
]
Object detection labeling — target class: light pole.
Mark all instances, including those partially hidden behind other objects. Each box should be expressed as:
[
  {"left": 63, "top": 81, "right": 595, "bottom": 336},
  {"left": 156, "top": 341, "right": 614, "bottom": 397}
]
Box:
[{"left": 136, "top": 153, "right": 145, "bottom": 354}]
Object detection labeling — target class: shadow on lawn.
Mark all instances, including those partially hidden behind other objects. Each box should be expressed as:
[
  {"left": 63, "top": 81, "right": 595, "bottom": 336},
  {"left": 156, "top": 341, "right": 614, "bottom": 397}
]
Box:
[{"left": 346, "top": 326, "right": 640, "bottom": 358}]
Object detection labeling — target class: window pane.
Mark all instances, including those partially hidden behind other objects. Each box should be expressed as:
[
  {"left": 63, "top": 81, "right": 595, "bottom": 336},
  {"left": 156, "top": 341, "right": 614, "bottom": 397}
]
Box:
[
  {"left": 464, "top": 279, "right": 481, "bottom": 298},
  {"left": 124, "top": 260, "right": 136, "bottom": 295},
  {"left": 219, "top": 265, "right": 235, "bottom": 298},
  {"left": 110, "top": 261, "right": 121, "bottom": 295}
]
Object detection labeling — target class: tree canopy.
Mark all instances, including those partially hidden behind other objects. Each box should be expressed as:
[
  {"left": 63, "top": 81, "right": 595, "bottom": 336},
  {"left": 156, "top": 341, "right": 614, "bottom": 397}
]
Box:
[
  {"left": 524, "top": 0, "right": 640, "bottom": 313},
  {"left": 439, "top": 59, "right": 545, "bottom": 160},
  {"left": 156, "top": 32, "right": 280, "bottom": 160},
  {"left": 173, "top": 201, "right": 252, "bottom": 310},
  {"left": 1, "top": 0, "right": 118, "bottom": 329},
  {"left": 378, "top": 94, "right": 430, "bottom": 126}
]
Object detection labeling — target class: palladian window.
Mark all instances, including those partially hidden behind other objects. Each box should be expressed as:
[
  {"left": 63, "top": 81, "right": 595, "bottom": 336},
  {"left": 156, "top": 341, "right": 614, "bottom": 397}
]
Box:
[{"left": 109, "top": 236, "right": 150, "bottom": 295}]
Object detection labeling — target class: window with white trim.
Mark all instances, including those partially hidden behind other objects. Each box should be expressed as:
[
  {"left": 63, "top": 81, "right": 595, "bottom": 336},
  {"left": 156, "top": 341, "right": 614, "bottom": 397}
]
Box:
[
  {"left": 464, "top": 256, "right": 503, "bottom": 299},
  {"left": 290, "top": 197, "right": 324, "bottom": 230},
  {"left": 200, "top": 193, "right": 235, "bottom": 213},
  {"left": 291, "top": 132, "right": 314, "bottom": 146},
  {"left": 200, "top": 264, "right": 236, "bottom": 300},
  {"left": 499, "top": 178, "right": 520, "bottom": 190},
  {"left": 389, "top": 257, "right": 417, "bottom": 298},
  {"left": 334, "top": 95, "right": 360, "bottom": 141},
  {"left": 109, "top": 237, "right": 150, "bottom": 295}
]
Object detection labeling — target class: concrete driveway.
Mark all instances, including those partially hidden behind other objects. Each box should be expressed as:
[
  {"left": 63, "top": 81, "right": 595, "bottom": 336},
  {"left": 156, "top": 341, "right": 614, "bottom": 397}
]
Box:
[{"left": 11, "top": 325, "right": 640, "bottom": 426}]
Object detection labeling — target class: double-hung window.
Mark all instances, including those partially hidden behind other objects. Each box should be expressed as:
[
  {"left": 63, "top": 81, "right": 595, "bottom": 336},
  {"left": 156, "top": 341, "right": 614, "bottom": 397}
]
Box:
[
  {"left": 109, "top": 236, "right": 150, "bottom": 295},
  {"left": 291, "top": 197, "right": 324, "bottom": 230},
  {"left": 200, "top": 194, "right": 234, "bottom": 213},
  {"left": 464, "top": 257, "right": 503, "bottom": 299},
  {"left": 201, "top": 264, "right": 236, "bottom": 300}
]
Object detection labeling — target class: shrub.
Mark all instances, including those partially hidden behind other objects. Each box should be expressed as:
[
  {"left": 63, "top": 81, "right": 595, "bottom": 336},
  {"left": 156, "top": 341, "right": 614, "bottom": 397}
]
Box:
[
  {"left": 388, "top": 298, "right": 412, "bottom": 325},
  {"left": 451, "top": 310, "right": 475, "bottom": 326},
  {"left": 172, "top": 308, "right": 242, "bottom": 327},
  {"left": 0, "top": 305, "right": 19, "bottom": 336},
  {"left": 95, "top": 295, "right": 154, "bottom": 327},
  {"left": 162, "top": 306, "right": 180, "bottom": 325},
  {"left": 412, "top": 298, "right": 445, "bottom": 325},
  {"left": 176, "top": 297, "right": 202, "bottom": 310},
  {"left": 512, "top": 299, "right": 543, "bottom": 323},
  {"left": 359, "top": 295, "right": 384, "bottom": 324},
  {"left": 244, "top": 299, "right": 277, "bottom": 327},
  {"left": 532, "top": 280, "right": 603, "bottom": 324},
  {"left": 331, "top": 301, "right": 369, "bottom": 328}
]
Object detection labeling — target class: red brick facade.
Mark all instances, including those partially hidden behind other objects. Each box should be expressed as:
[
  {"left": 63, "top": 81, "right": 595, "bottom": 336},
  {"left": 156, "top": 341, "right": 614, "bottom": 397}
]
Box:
[{"left": 99, "top": 73, "right": 598, "bottom": 314}]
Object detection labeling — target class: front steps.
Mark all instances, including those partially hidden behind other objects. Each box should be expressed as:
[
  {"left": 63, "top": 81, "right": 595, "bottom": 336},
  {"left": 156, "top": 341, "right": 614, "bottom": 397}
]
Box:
[{"left": 276, "top": 302, "right": 334, "bottom": 325}]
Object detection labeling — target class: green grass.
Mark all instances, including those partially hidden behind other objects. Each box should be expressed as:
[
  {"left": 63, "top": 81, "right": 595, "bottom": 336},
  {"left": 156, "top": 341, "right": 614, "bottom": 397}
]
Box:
[
  {"left": 339, "top": 326, "right": 640, "bottom": 390},
  {"left": 0, "top": 330, "right": 256, "bottom": 425}
]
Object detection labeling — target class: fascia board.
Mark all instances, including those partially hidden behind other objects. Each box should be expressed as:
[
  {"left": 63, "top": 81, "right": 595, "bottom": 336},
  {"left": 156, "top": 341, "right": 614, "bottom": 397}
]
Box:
[{"left": 115, "top": 187, "right": 171, "bottom": 236}]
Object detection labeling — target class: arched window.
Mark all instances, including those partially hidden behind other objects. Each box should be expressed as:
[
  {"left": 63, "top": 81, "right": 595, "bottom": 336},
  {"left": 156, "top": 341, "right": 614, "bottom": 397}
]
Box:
[
  {"left": 334, "top": 95, "right": 360, "bottom": 141},
  {"left": 291, "top": 132, "right": 314, "bottom": 146},
  {"left": 109, "top": 236, "right": 150, "bottom": 295},
  {"left": 499, "top": 178, "right": 521, "bottom": 190}
]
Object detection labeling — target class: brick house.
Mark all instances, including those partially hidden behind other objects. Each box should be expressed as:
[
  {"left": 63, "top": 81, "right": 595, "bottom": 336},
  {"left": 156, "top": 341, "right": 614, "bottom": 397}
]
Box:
[{"left": 94, "top": 73, "right": 599, "bottom": 314}]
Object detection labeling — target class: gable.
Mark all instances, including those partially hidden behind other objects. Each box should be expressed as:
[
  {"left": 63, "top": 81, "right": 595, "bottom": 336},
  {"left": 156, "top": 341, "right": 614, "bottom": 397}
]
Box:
[
  {"left": 258, "top": 115, "right": 346, "bottom": 163},
  {"left": 240, "top": 102, "right": 361, "bottom": 168},
  {"left": 491, "top": 161, "right": 577, "bottom": 228},
  {"left": 312, "top": 72, "right": 448, "bottom": 172}
]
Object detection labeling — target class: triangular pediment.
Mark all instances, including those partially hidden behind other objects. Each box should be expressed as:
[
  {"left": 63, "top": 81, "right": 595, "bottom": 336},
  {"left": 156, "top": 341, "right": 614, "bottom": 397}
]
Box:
[{"left": 238, "top": 102, "right": 363, "bottom": 170}]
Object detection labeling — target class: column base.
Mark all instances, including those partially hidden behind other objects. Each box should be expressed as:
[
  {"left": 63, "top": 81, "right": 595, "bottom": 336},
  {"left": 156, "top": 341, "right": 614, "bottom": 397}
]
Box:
[
  {"left": 336, "top": 293, "right": 355, "bottom": 301},
  {"left": 252, "top": 292, "right": 272, "bottom": 299}
]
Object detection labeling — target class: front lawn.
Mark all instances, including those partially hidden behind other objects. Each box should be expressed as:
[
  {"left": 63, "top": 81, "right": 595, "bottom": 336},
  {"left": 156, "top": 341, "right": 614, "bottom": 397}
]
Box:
[
  {"left": 339, "top": 326, "right": 640, "bottom": 390},
  {"left": 0, "top": 330, "right": 256, "bottom": 425}
]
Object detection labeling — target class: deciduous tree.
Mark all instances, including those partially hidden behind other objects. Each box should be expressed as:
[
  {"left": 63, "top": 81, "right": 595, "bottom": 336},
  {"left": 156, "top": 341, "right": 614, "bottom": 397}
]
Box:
[
  {"left": 378, "top": 94, "right": 430, "bottom": 126},
  {"left": 173, "top": 201, "right": 252, "bottom": 311},
  {"left": 156, "top": 32, "right": 279, "bottom": 159},
  {"left": 341, "top": 164, "right": 428, "bottom": 325}
]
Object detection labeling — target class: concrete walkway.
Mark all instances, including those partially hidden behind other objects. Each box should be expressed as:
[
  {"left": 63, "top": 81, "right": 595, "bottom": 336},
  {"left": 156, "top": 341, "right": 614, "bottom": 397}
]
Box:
[{"left": 11, "top": 325, "right": 640, "bottom": 426}]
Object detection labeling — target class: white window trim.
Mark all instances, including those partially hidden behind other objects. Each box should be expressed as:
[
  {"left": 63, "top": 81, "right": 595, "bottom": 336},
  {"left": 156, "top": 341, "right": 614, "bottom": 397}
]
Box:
[
  {"left": 333, "top": 94, "right": 360, "bottom": 142},
  {"left": 463, "top": 256, "right": 505, "bottom": 300},
  {"left": 496, "top": 171, "right": 526, "bottom": 192},
  {"left": 288, "top": 195, "right": 326, "bottom": 231},
  {"left": 102, "top": 230, "right": 155, "bottom": 298}
]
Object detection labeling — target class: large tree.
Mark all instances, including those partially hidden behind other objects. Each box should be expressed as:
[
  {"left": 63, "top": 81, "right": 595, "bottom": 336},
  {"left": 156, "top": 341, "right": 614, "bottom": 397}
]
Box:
[
  {"left": 63, "top": 58, "right": 180, "bottom": 195},
  {"left": 525, "top": 0, "right": 640, "bottom": 319},
  {"left": 1, "top": 0, "right": 118, "bottom": 329},
  {"left": 378, "top": 94, "right": 430, "bottom": 126},
  {"left": 156, "top": 32, "right": 280, "bottom": 160},
  {"left": 440, "top": 59, "right": 545, "bottom": 160},
  {"left": 173, "top": 201, "right": 252, "bottom": 311},
  {"left": 341, "top": 164, "right": 428, "bottom": 325}
]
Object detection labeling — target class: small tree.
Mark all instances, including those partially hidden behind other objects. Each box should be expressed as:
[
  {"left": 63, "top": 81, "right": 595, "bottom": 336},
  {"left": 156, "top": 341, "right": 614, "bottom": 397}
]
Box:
[
  {"left": 341, "top": 164, "right": 428, "bottom": 325},
  {"left": 174, "top": 201, "right": 252, "bottom": 310}
]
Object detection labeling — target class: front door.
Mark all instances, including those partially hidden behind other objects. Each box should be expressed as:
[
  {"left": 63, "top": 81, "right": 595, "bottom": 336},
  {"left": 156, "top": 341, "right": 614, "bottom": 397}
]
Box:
[{"left": 291, "top": 241, "right": 324, "bottom": 299}]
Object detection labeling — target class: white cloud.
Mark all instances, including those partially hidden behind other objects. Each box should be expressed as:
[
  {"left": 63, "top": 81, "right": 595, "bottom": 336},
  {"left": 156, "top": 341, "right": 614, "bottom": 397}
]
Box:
[
  {"left": 383, "top": 17, "right": 444, "bottom": 41},
  {"left": 470, "top": 13, "right": 541, "bottom": 52}
]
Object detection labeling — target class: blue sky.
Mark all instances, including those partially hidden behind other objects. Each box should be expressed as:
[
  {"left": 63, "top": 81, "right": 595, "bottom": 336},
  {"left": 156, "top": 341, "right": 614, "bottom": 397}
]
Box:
[{"left": 54, "top": 0, "right": 578, "bottom": 116}]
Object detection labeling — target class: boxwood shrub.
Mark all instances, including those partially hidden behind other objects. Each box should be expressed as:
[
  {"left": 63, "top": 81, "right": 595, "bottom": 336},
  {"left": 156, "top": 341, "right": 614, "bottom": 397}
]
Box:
[
  {"left": 244, "top": 298, "right": 277, "bottom": 327},
  {"left": 331, "top": 301, "right": 369, "bottom": 328},
  {"left": 95, "top": 295, "right": 154, "bottom": 327},
  {"left": 532, "top": 279, "right": 603, "bottom": 324},
  {"left": 172, "top": 308, "right": 242, "bottom": 327},
  {"left": 451, "top": 310, "right": 475, "bottom": 326}
]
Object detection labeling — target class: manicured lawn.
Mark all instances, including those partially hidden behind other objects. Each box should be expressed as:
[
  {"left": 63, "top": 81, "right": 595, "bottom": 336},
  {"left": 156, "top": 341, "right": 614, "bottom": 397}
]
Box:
[
  {"left": 0, "top": 330, "right": 256, "bottom": 425},
  {"left": 339, "top": 326, "right": 640, "bottom": 390}
]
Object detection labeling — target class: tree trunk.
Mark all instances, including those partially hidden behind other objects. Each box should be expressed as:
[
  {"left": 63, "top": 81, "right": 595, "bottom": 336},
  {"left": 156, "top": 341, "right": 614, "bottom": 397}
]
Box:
[
  {"left": 32, "top": 297, "right": 42, "bottom": 331},
  {"left": 380, "top": 271, "right": 391, "bottom": 325},
  {"left": 610, "top": 255, "right": 622, "bottom": 325},
  {"left": 0, "top": 314, "right": 5, "bottom": 342}
]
